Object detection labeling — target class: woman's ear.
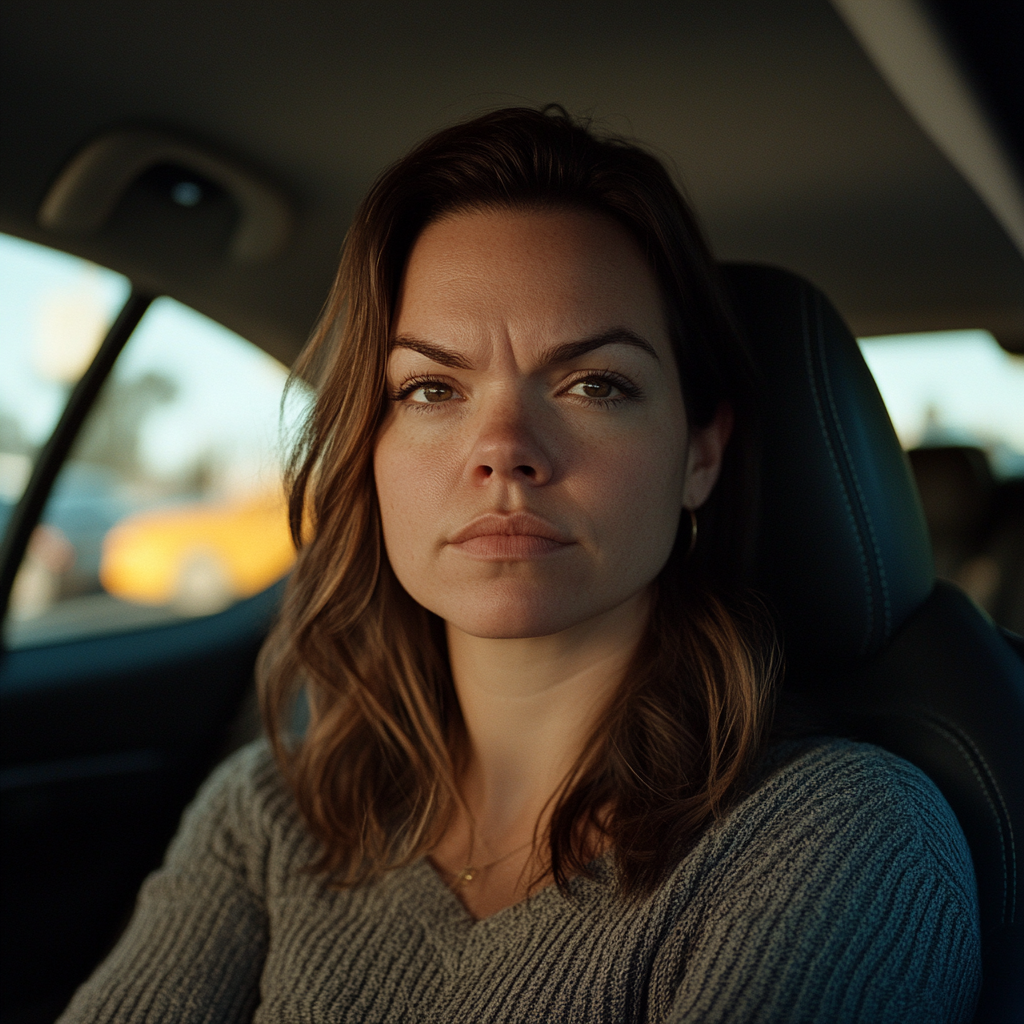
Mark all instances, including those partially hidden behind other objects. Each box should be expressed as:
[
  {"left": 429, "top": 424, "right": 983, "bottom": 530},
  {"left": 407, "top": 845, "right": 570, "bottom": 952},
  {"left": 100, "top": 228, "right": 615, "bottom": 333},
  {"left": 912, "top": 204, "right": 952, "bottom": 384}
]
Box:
[{"left": 682, "top": 401, "right": 733, "bottom": 511}]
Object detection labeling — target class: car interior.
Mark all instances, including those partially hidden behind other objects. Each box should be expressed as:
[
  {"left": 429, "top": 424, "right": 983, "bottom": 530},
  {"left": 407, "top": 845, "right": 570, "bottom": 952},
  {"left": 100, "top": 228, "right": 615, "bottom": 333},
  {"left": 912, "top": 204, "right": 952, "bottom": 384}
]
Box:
[{"left": 1, "top": 1, "right": 1021, "bottom": 1021}]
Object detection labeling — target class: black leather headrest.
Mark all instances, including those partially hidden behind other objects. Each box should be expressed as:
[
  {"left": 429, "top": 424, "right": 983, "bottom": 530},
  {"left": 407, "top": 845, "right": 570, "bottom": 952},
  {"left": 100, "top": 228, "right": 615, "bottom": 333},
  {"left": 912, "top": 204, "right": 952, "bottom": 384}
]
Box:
[{"left": 721, "top": 264, "right": 935, "bottom": 671}]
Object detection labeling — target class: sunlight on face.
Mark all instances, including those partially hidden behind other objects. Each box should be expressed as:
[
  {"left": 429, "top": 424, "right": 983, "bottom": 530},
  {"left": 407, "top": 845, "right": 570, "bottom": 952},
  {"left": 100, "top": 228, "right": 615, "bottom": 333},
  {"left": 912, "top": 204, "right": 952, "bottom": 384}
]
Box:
[{"left": 374, "top": 207, "right": 713, "bottom": 639}]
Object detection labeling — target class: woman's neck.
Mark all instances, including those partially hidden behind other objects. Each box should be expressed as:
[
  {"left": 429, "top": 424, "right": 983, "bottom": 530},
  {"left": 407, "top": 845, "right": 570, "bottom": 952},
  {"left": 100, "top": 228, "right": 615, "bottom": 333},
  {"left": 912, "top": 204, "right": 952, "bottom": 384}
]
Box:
[{"left": 445, "top": 590, "right": 648, "bottom": 849}]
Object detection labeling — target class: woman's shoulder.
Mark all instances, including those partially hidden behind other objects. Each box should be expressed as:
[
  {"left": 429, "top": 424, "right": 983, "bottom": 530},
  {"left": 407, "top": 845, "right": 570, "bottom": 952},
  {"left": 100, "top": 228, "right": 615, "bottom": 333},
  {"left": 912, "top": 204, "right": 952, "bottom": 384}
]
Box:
[
  {"left": 656, "top": 737, "right": 981, "bottom": 1022},
  {"left": 744, "top": 735, "right": 970, "bottom": 841},
  {"left": 752, "top": 733, "right": 939, "bottom": 801},
  {"left": 182, "top": 738, "right": 291, "bottom": 823},
  {"left": 710, "top": 736, "right": 977, "bottom": 907},
  {"left": 751, "top": 735, "right": 959, "bottom": 824},
  {"left": 163, "top": 739, "right": 311, "bottom": 886},
  {"left": 193, "top": 737, "right": 287, "bottom": 802}
]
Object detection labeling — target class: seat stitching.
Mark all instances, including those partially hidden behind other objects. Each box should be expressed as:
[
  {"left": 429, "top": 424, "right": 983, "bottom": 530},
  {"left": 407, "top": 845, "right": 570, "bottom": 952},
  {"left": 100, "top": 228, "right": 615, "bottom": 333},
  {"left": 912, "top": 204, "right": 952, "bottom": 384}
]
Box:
[
  {"left": 799, "top": 287, "right": 874, "bottom": 654},
  {"left": 813, "top": 294, "right": 892, "bottom": 639},
  {"left": 920, "top": 711, "right": 1017, "bottom": 924},
  {"left": 903, "top": 713, "right": 1011, "bottom": 925}
]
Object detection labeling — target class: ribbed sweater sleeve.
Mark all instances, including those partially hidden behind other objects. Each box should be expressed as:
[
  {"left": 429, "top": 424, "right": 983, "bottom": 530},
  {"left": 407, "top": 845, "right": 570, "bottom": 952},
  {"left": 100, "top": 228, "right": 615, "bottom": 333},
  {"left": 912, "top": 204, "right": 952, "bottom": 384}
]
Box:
[
  {"left": 657, "top": 741, "right": 981, "bottom": 1024},
  {"left": 57, "top": 745, "right": 275, "bottom": 1024}
]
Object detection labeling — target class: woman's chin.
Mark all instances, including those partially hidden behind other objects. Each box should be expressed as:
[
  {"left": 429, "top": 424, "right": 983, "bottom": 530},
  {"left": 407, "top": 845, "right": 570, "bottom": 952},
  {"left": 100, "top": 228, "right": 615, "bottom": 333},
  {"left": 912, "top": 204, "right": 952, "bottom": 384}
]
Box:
[
  {"left": 439, "top": 595, "right": 594, "bottom": 641},
  {"left": 405, "top": 571, "right": 654, "bottom": 642}
]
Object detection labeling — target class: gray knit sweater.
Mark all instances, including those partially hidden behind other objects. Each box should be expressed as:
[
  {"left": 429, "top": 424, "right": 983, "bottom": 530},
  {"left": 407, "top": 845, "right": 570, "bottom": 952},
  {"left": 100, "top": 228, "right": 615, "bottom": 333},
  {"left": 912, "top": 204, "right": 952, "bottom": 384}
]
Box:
[{"left": 59, "top": 737, "right": 980, "bottom": 1023}]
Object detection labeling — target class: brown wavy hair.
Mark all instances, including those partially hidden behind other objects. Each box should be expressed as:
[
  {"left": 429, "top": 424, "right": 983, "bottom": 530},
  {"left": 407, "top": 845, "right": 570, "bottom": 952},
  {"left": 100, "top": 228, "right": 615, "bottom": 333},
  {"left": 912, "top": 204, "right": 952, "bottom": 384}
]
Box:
[{"left": 258, "top": 106, "right": 776, "bottom": 898}]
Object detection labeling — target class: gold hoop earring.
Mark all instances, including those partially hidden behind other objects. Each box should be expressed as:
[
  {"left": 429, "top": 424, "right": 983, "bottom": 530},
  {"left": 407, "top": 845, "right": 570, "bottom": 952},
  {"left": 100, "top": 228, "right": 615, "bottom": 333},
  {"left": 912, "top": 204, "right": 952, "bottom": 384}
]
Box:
[{"left": 687, "top": 509, "right": 697, "bottom": 558}]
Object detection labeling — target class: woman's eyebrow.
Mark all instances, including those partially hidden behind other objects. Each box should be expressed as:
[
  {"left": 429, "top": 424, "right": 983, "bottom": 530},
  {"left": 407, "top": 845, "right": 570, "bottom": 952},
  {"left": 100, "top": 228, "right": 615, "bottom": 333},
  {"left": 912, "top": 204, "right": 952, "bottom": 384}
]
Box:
[
  {"left": 391, "top": 328, "right": 658, "bottom": 369},
  {"left": 542, "top": 328, "right": 660, "bottom": 366},
  {"left": 390, "top": 336, "right": 473, "bottom": 369}
]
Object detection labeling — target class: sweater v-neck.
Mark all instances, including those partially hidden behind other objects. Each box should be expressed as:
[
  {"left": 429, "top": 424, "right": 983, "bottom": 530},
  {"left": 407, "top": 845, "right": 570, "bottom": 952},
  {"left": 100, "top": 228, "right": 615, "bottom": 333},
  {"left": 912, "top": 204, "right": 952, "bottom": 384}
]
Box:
[
  {"left": 410, "top": 853, "right": 612, "bottom": 929},
  {"left": 403, "top": 854, "right": 614, "bottom": 982}
]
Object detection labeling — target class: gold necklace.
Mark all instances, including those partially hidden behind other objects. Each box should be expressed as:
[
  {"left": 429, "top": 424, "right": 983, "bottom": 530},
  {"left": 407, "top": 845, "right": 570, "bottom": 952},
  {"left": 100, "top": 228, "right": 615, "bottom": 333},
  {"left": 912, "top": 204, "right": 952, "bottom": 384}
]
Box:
[{"left": 451, "top": 838, "right": 535, "bottom": 886}]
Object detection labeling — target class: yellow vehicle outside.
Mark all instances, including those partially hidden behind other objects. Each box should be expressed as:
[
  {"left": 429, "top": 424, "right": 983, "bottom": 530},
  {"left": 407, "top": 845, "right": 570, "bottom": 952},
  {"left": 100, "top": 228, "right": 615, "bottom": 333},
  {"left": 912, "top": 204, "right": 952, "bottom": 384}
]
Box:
[{"left": 100, "top": 491, "right": 296, "bottom": 611}]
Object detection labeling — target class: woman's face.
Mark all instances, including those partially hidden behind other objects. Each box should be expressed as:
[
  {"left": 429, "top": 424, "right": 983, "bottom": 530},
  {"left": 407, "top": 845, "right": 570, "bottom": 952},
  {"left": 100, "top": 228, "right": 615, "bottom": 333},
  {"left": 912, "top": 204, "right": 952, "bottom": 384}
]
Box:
[{"left": 374, "top": 206, "right": 727, "bottom": 639}]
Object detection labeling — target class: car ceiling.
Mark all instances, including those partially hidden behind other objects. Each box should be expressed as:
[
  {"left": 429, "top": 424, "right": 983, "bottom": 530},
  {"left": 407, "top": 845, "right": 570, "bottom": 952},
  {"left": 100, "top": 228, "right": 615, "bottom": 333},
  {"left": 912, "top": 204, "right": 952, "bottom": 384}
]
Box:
[{"left": 2, "top": 0, "right": 1022, "bottom": 368}]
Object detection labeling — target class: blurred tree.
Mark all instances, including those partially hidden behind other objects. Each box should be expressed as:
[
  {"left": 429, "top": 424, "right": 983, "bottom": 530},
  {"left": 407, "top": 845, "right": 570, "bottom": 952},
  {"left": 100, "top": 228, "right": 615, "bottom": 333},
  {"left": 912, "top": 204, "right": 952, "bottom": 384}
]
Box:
[
  {"left": 0, "top": 409, "right": 32, "bottom": 455},
  {"left": 71, "top": 373, "right": 177, "bottom": 479}
]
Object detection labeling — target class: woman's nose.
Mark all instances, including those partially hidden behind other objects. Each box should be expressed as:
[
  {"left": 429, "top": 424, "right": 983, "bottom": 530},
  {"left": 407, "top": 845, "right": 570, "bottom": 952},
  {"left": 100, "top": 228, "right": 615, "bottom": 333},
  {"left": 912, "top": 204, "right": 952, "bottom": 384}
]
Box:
[{"left": 466, "top": 395, "right": 554, "bottom": 487}]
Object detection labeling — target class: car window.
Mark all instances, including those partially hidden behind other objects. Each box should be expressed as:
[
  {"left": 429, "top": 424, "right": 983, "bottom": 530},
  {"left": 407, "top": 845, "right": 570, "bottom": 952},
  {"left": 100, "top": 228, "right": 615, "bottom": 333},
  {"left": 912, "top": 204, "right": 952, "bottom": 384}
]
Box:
[
  {"left": 860, "top": 329, "right": 1024, "bottom": 632},
  {"left": 4, "top": 294, "right": 310, "bottom": 649},
  {"left": 858, "top": 329, "right": 1024, "bottom": 478},
  {"left": 0, "top": 233, "right": 130, "bottom": 523}
]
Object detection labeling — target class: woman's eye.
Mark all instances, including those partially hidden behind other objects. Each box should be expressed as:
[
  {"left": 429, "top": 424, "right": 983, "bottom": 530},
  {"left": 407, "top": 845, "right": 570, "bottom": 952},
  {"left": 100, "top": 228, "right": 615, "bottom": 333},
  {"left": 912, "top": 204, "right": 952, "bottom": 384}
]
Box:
[
  {"left": 407, "top": 382, "right": 457, "bottom": 404},
  {"left": 566, "top": 377, "right": 621, "bottom": 401}
]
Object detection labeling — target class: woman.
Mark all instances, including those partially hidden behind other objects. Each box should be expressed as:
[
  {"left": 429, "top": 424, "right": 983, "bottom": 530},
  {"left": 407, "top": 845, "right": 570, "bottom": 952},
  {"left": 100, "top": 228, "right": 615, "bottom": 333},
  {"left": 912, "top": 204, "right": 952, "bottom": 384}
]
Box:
[{"left": 61, "top": 108, "right": 980, "bottom": 1022}]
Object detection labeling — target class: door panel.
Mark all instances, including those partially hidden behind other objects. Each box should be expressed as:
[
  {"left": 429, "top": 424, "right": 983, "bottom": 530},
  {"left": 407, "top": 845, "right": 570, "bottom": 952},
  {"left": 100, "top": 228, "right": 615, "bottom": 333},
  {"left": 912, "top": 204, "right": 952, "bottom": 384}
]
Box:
[{"left": 0, "top": 582, "right": 281, "bottom": 1022}]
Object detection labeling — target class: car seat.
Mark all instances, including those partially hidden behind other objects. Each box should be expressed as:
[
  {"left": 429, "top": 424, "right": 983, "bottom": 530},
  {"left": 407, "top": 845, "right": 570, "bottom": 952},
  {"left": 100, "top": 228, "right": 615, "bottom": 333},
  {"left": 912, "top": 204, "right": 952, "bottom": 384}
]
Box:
[
  {"left": 909, "top": 446, "right": 996, "bottom": 582},
  {"left": 722, "top": 264, "right": 1024, "bottom": 1024},
  {"left": 908, "top": 445, "right": 1024, "bottom": 635}
]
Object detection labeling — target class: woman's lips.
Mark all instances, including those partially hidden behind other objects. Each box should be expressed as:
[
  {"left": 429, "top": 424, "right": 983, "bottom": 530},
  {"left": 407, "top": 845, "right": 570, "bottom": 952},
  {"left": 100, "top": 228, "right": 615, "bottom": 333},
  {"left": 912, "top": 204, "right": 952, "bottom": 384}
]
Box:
[
  {"left": 447, "top": 512, "right": 574, "bottom": 560},
  {"left": 455, "top": 534, "right": 569, "bottom": 559}
]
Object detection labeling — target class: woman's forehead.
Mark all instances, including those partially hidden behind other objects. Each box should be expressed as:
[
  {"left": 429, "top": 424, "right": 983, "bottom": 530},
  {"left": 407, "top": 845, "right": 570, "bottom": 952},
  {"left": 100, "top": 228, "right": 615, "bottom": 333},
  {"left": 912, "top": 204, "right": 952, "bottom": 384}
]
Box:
[{"left": 393, "top": 207, "right": 669, "bottom": 354}]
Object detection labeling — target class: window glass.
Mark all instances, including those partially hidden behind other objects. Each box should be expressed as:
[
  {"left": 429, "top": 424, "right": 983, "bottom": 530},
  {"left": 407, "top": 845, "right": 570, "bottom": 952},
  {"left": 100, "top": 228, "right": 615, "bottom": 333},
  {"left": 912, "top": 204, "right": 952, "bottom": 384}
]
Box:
[
  {"left": 4, "top": 296, "right": 310, "bottom": 648},
  {"left": 0, "top": 233, "right": 130, "bottom": 528},
  {"left": 860, "top": 329, "right": 1024, "bottom": 633},
  {"left": 858, "top": 329, "right": 1024, "bottom": 478}
]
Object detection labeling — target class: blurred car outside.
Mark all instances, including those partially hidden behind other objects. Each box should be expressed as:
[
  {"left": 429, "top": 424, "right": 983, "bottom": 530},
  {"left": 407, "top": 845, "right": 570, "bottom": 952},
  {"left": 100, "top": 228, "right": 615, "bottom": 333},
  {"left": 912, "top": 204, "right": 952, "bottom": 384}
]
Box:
[{"left": 100, "top": 487, "right": 295, "bottom": 617}]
